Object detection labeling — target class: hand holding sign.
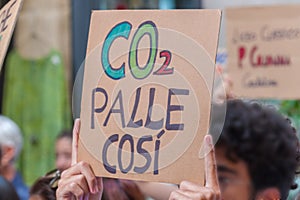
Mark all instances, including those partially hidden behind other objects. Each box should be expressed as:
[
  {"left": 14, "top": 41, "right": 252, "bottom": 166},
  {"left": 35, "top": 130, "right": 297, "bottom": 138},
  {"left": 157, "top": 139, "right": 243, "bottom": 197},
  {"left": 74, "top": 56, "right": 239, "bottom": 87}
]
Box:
[
  {"left": 169, "top": 135, "right": 221, "bottom": 200},
  {"left": 56, "top": 119, "right": 103, "bottom": 200}
]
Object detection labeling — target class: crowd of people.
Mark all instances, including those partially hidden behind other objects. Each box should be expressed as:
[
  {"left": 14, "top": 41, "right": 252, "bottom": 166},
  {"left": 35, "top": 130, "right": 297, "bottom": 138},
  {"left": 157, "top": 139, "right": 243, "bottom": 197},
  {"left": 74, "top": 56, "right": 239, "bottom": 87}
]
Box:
[
  {"left": 0, "top": 100, "right": 300, "bottom": 199},
  {"left": 0, "top": 75, "right": 299, "bottom": 200}
]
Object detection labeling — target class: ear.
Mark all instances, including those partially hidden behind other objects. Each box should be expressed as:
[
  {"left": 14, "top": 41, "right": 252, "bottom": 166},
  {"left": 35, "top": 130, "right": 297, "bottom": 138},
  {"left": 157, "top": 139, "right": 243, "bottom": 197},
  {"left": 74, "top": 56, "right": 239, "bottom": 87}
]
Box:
[
  {"left": 255, "top": 187, "right": 281, "bottom": 200},
  {"left": 1, "top": 146, "right": 16, "bottom": 166}
]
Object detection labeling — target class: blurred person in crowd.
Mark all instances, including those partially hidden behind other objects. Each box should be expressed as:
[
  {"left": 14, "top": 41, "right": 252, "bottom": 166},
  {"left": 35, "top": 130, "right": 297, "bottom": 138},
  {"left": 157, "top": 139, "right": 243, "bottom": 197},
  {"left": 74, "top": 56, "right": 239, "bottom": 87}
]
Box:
[
  {"left": 216, "top": 67, "right": 300, "bottom": 200},
  {"left": 0, "top": 115, "right": 29, "bottom": 200},
  {"left": 28, "top": 130, "right": 73, "bottom": 200},
  {"left": 0, "top": 142, "right": 19, "bottom": 200},
  {"left": 29, "top": 169, "right": 60, "bottom": 200},
  {"left": 55, "top": 130, "right": 73, "bottom": 172},
  {"left": 169, "top": 99, "right": 300, "bottom": 200}
]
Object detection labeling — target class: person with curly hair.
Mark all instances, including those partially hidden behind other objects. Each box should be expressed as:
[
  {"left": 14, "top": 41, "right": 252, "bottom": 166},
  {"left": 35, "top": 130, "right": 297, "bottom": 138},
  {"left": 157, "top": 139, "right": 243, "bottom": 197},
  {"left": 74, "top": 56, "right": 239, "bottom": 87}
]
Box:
[{"left": 170, "top": 99, "right": 300, "bottom": 200}]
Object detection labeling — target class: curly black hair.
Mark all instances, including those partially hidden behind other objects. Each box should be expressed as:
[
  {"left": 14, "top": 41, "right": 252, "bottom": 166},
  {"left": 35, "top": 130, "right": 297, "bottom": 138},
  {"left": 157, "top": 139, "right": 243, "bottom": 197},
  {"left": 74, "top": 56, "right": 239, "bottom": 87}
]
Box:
[
  {"left": 211, "top": 99, "right": 300, "bottom": 199},
  {"left": 30, "top": 176, "right": 56, "bottom": 200}
]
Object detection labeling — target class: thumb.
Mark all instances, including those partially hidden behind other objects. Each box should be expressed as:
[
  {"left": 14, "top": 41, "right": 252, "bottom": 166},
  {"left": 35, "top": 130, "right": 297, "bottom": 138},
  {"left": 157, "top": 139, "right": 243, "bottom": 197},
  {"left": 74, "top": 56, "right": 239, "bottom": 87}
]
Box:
[
  {"left": 204, "top": 135, "right": 220, "bottom": 191},
  {"left": 72, "top": 119, "right": 81, "bottom": 165}
]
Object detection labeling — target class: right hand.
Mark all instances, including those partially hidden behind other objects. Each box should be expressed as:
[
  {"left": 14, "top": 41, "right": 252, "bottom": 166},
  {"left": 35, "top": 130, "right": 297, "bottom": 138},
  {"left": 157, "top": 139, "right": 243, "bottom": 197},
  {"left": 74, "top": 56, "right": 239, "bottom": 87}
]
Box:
[
  {"left": 56, "top": 119, "right": 103, "bottom": 200},
  {"left": 169, "top": 135, "right": 221, "bottom": 200}
]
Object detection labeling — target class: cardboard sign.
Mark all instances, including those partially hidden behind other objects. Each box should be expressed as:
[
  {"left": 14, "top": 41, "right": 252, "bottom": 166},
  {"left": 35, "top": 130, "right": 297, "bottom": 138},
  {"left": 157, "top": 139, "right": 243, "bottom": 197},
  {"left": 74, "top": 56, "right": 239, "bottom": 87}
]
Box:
[
  {"left": 0, "top": 0, "right": 23, "bottom": 70},
  {"left": 227, "top": 5, "right": 300, "bottom": 99},
  {"left": 79, "top": 10, "right": 221, "bottom": 184}
]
